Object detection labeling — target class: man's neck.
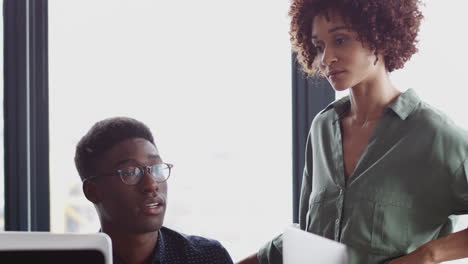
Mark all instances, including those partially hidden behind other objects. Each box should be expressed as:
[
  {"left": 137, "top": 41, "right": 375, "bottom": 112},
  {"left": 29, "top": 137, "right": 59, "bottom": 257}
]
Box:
[{"left": 104, "top": 228, "right": 159, "bottom": 264}]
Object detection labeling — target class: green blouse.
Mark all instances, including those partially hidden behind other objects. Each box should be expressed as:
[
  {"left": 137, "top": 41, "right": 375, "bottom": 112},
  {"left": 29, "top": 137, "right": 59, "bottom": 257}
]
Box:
[{"left": 259, "top": 89, "right": 468, "bottom": 264}]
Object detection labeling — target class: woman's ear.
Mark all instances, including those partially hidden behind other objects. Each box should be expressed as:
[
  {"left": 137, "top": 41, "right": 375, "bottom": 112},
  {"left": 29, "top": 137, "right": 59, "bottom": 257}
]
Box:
[{"left": 83, "top": 179, "right": 101, "bottom": 204}]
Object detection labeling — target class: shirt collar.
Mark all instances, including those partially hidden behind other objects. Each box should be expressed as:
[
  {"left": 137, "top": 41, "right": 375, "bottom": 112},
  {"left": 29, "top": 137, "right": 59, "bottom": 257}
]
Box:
[
  {"left": 322, "top": 95, "right": 350, "bottom": 121},
  {"left": 386, "top": 88, "right": 420, "bottom": 120},
  {"left": 323, "top": 88, "right": 420, "bottom": 121},
  {"left": 152, "top": 229, "right": 165, "bottom": 262},
  {"left": 112, "top": 229, "right": 164, "bottom": 264}
]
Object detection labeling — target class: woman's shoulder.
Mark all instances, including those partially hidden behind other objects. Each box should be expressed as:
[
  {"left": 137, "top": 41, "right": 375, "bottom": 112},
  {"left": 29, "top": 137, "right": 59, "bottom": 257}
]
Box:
[
  {"left": 312, "top": 96, "right": 350, "bottom": 127},
  {"left": 413, "top": 101, "right": 458, "bottom": 127},
  {"left": 411, "top": 101, "right": 468, "bottom": 144}
]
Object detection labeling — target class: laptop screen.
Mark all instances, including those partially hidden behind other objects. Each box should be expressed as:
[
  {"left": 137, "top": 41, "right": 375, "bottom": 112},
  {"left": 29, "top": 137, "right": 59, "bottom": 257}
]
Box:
[
  {"left": 0, "top": 250, "right": 105, "bottom": 263},
  {"left": 0, "top": 232, "right": 111, "bottom": 264}
]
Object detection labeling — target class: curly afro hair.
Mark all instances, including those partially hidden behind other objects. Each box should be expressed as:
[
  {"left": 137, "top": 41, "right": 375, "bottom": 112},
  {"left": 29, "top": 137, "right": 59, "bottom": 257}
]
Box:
[
  {"left": 289, "top": 0, "right": 424, "bottom": 75},
  {"left": 75, "top": 117, "right": 156, "bottom": 181}
]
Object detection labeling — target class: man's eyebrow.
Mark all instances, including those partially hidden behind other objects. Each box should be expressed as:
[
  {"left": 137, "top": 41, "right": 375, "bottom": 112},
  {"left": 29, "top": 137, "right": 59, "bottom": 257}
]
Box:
[
  {"left": 114, "top": 159, "right": 135, "bottom": 167},
  {"left": 114, "top": 154, "right": 161, "bottom": 167},
  {"left": 148, "top": 154, "right": 162, "bottom": 161},
  {"left": 312, "top": 26, "right": 351, "bottom": 39}
]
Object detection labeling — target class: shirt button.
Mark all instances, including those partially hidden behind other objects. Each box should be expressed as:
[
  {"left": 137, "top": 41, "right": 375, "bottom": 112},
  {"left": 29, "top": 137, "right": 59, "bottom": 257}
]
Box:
[{"left": 335, "top": 219, "right": 340, "bottom": 225}]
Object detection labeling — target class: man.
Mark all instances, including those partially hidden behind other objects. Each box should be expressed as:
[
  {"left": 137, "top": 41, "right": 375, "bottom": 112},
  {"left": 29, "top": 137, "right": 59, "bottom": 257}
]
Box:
[{"left": 75, "top": 117, "right": 233, "bottom": 264}]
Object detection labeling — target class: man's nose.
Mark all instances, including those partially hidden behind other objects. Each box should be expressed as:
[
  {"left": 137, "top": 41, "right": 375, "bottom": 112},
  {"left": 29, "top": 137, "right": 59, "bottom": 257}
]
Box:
[{"left": 140, "top": 168, "right": 159, "bottom": 192}]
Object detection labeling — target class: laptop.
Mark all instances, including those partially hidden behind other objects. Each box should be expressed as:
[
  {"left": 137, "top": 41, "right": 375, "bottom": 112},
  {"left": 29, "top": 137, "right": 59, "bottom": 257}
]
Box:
[
  {"left": 283, "top": 226, "right": 349, "bottom": 264},
  {"left": 0, "top": 232, "right": 112, "bottom": 264}
]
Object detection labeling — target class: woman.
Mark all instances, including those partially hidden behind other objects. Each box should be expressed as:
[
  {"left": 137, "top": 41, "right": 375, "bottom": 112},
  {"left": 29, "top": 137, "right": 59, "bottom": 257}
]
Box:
[{"left": 238, "top": 0, "right": 468, "bottom": 263}]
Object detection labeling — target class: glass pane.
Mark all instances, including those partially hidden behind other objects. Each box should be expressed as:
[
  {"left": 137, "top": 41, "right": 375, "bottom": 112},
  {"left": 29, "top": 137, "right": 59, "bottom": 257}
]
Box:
[{"left": 49, "top": 0, "right": 291, "bottom": 261}]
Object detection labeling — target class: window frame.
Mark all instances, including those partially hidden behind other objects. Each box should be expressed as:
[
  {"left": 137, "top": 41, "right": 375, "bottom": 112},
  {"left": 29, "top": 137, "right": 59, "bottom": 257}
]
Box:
[
  {"left": 3, "top": 0, "right": 49, "bottom": 231},
  {"left": 291, "top": 54, "right": 334, "bottom": 222}
]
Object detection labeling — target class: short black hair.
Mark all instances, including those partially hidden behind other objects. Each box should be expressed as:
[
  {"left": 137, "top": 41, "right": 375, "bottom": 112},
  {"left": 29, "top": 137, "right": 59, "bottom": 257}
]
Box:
[{"left": 74, "top": 117, "right": 155, "bottom": 181}]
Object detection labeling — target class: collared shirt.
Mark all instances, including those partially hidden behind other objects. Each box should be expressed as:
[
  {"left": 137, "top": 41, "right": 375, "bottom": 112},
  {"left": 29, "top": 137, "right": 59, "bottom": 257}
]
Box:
[
  {"left": 113, "top": 226, "right": 233, "bottom": 264},
  {"left": 258, "top": 89, "right": 468, "bottom": 264}
]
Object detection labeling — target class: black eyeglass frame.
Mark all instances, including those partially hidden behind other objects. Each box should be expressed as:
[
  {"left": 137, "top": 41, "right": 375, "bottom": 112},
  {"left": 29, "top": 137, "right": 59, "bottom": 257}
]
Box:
[{"left": 86, "top": 163, "right": 174, "bottom": 185}]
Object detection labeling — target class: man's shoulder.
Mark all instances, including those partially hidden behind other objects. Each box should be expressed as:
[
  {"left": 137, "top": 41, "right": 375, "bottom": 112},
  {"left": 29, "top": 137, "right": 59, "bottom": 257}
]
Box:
[
  {"left": 160, "top": 226, "right": 233, "bottom": 263},
  {"left": 161, "top": 226, "right": 221, "bottom": 246}
]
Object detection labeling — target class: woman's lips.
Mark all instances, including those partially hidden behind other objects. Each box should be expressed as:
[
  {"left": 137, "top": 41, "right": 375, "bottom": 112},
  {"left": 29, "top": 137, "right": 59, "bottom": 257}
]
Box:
[
  {"left": 328, "top": 70, "right": 345, "bottom": 78},
  {"left": 328, "top": 70, "right": 345, "bottom": 80}
]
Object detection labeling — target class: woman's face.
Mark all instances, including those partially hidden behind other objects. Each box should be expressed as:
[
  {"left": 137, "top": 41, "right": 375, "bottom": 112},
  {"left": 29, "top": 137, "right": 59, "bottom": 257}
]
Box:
[{"left": 311, "top": 12, "right": 383, "bottom": 91}]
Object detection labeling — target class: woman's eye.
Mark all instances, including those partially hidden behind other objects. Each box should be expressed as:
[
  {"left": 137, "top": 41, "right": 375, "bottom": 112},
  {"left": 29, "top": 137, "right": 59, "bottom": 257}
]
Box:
[
  {"left": 314, "top": 44, "right": 324, "bottom": 53},
  {"left": 335, "top": 37, "right": 347, "bottom": 45}
]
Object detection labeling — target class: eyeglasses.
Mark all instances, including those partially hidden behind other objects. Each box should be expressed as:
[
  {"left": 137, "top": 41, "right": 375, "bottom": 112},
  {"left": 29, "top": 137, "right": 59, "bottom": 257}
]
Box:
[{"left": 89, "top": 163, "right": 173, "bottom": 185}]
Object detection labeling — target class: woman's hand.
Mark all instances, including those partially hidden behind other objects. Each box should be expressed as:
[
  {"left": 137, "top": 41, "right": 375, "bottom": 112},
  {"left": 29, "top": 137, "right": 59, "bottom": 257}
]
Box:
[
  {"left": 388, "top": 246, "right": 435, "bottom": 264},
  {"left": 236, "top": 253, "right": 259, "bottom": 264}
]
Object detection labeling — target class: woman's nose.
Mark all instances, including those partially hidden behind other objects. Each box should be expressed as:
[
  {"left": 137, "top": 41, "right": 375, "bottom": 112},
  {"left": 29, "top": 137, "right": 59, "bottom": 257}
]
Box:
[{"left": 320, "top": 47, "right": 337, "bottom": 67}]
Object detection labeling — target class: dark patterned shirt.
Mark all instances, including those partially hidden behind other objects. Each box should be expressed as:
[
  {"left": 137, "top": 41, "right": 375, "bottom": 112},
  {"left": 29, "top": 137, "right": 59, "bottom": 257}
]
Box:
[{"left": 113, "top": 226, "right": 233, "bottom": 264}]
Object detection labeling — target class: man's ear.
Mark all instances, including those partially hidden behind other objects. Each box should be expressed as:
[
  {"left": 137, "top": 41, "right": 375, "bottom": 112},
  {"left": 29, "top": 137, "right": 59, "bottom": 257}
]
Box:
[{"left": 83, "top": 179, "right": 101, "bottom": 204}]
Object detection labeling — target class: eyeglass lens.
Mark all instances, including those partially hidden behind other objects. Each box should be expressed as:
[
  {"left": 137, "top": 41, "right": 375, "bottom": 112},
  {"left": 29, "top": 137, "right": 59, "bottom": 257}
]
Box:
[{"left": 120, "top": 163, "right": 171, "bottom": 185}]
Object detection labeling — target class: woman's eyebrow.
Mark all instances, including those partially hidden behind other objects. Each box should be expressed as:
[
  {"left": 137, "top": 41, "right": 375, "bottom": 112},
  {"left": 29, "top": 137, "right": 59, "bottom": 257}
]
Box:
[
  {"left": 328, "top": 26, "right": 351, "bottom": 33},
  {"left": 312, "top": 26, "right": 351, "bottom": 39}
]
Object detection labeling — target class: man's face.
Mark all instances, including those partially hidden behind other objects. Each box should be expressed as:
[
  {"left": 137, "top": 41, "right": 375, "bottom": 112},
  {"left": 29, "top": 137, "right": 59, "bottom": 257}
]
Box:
[{"left": 93, "top": 138, "right": 168, "bottom": 234}]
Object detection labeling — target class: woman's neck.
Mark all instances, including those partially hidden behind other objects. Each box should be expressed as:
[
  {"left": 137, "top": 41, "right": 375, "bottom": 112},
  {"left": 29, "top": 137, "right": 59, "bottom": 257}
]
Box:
[{"left": 347, "top": 72, "right": 400, "bottom": 125}]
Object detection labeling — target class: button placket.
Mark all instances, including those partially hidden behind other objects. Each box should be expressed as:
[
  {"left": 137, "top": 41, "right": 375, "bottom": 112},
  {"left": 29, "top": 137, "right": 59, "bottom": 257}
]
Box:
[{"left": 335, "top": 187, "right": 345, "bottom": 241}]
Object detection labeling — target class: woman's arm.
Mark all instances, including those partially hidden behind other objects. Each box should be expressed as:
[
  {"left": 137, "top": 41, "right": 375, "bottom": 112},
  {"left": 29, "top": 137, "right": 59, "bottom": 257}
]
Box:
[
  {"left": 236, "top": 253, "right": 259, "bottom": 264},
  {"left": 389, "top": 228, "right": 468, "bottom": 264}
]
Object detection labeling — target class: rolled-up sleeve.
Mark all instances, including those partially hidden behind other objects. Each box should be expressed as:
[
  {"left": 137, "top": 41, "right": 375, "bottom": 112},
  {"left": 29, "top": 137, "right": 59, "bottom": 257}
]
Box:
[
  {"left": 258, "top": 233, "right": 283, "bottom": 264},
  {"left": 299, "top": 132, "right": 313, "bottom": 230},
  {"left": 451, "top": 158, "right": 468, "bottom": 215}
]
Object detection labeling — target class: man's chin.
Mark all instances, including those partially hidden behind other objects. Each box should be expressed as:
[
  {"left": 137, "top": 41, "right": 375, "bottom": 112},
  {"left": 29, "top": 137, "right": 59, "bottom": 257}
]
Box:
[{"left": 134, "top": 220, "right": 164, "bottom": 234}]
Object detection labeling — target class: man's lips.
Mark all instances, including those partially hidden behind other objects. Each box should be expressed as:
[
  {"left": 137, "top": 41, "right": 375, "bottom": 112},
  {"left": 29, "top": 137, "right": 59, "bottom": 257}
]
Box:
[
  {"left": 142, "top": 202, "right": 164, "bottom": 215},
  {"left": 145, "top": 202, "right": 162, "bottom": 208},
  {"left": 141, "top": 197, "right": 165, "bottom": 215}
]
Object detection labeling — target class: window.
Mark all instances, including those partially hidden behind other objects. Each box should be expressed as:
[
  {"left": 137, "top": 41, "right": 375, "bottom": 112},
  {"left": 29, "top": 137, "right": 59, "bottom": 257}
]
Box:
[
  {"left": 49, "top": 0, "right": 291, "bottom": 260},
  {"left": 3, "top": 0, "right": 466, "bottom": 262}
]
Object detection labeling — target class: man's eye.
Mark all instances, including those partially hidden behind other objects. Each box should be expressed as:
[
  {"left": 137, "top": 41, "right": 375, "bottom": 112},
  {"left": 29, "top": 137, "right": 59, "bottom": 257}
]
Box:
[{"left": 121, "top": 168, "right": 137, "bottom": 177}]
